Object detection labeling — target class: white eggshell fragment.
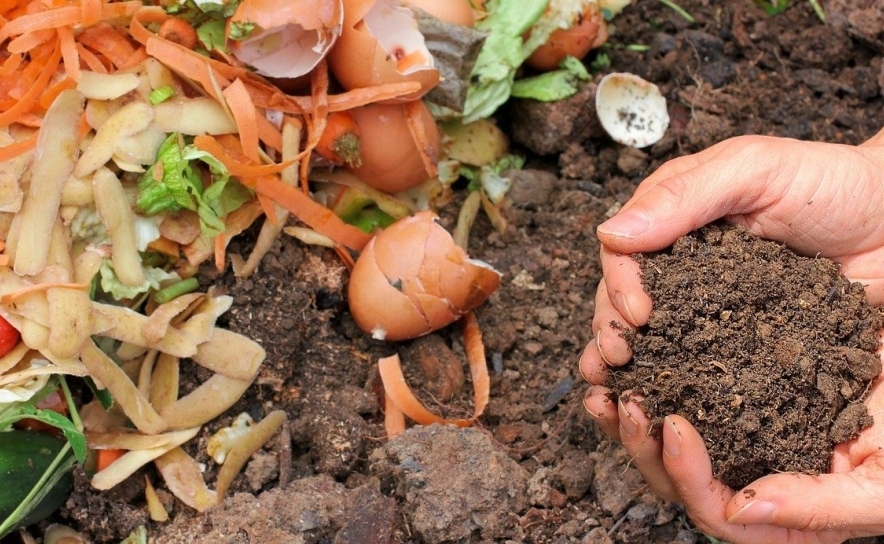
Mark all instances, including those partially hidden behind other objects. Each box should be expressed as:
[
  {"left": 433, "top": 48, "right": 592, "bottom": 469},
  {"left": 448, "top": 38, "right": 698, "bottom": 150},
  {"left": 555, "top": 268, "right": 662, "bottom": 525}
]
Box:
[{"left": 595, "top": 72, "right": 669, "bottom": 148}]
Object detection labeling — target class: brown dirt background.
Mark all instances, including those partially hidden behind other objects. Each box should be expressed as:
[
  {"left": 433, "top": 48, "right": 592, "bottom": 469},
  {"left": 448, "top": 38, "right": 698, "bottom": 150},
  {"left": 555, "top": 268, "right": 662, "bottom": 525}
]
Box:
[{"left": 17, "top": 1, "right": 884, "bottom": 543}]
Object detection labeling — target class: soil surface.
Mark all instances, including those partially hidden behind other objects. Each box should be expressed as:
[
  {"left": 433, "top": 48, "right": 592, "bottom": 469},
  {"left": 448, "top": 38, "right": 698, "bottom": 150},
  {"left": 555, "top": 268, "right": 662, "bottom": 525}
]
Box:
[
  {"left": 607, "top": 224, "right": 884, "bottom": 490},
  {"left": 14, "top": 0, "right": 884, "bottom": 543}
]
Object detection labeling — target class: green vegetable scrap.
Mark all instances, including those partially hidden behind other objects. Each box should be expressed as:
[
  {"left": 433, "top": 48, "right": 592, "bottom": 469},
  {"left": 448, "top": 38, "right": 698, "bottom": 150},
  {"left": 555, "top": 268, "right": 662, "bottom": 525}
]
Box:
[
  {"left": 137, "top": 132, "right": 253, "bottom": 236},
  {"left": 510, "top": 55, "right": 591, "bottom": 101},
  {"left": 158, "top": 0, "right": 242, "bottom": 52}
]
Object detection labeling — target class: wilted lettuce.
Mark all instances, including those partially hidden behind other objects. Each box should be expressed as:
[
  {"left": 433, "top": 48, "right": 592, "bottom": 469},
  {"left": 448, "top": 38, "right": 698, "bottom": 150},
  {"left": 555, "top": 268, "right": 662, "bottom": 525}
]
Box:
[{"left": 137, "top": 133, "right": 253, "bottom": 237}]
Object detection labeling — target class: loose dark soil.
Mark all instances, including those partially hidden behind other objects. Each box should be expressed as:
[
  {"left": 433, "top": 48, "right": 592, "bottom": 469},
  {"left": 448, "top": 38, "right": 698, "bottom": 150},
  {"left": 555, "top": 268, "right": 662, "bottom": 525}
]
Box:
[
  {"left": 14, "top": 1, "right": 884, "bottom": 543},
  {"left": 607, "top": 224, "right": 884, "bottom": 490}
]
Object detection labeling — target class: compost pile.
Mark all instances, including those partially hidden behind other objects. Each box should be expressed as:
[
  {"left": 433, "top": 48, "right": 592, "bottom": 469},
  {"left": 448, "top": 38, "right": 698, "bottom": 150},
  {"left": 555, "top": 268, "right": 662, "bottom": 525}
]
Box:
[{"left": 608, "top": 224, "right": 884, "bottom": 489}]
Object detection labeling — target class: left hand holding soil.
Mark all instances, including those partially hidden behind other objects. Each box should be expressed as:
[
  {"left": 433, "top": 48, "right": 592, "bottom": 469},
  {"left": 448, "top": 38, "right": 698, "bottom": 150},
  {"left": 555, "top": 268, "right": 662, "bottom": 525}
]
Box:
[{"left": 580, "top": 126, "right": 884, "bottom": 543}]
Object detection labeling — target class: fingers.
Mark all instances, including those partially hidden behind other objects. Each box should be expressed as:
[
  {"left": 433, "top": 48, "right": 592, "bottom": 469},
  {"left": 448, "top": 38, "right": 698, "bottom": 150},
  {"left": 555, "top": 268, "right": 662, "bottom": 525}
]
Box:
[
  {"left": 580, "top": 279, "right": 636, "bottom": 385},
  {"left": 596, "top": 136, "right": 782, "bottom": 255},
  {"left": 725, "top": 471, "right": 884, "bottom": 536},
  {"left": 600, "top": 246, "right": 652, "bottom": 327},
  {"left": 661, "top": 416, "right": 806, "bottom": 543},
  {"left": 583, "top": 385, "right": 619, "bottom": 439},
  {"left": 617, "top": 394, "right": 679, "bottom": 501}
]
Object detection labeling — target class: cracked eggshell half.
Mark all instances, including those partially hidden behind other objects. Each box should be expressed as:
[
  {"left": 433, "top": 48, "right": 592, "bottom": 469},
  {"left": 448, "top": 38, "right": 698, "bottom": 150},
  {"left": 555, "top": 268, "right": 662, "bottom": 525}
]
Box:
[
  {"left": 348, "top": 211, "right": 501, "bottom": 341},
  {"left": 328, "top": 0, "right": 439, "bottom": 101},
  {"left": 595, "top": 72, "right": 669, "bottom": 148},
  {"left": 228, "top": 0, "right": 343, "bottom": 79}
]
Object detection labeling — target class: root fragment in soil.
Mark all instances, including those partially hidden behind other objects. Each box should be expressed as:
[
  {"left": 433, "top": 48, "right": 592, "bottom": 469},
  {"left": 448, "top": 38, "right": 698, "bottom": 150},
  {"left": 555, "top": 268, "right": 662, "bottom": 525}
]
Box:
[{"left": 608, "top": 223, "right": 884, "bottom": 490}]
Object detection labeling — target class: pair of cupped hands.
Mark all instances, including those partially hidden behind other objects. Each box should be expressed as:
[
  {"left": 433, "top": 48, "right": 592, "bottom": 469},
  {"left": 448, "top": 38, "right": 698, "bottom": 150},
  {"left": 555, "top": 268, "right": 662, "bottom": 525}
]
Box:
[{"left": 580, "top": 127, "right": 884, "bottom": 543}]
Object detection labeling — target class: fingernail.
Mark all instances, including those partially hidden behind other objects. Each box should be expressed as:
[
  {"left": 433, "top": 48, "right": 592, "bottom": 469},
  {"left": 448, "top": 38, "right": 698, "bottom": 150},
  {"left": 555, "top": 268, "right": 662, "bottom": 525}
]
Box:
[
  {"left": 598, "top": 210, "right": 650, "bottom": 240},
  {"left": 596, "top": 334, "right": 612, "bottom": 366},
  {"left": 613, "top": 291, "right": 639, "bottom": 326},
  {"left": 618, "top": 398, "right": 638, "bottom": 437},
  {"left": 578, "top": 350, "right": 591, "bottom": 383},
  {"left": 728, "top": 500, "right": 777, "bottom": 525},
  {"left": 582, "top": 389, "right": 604, "bottom": 419},
  {"left": 663, "top": 416, "right": 681, "bottom": 457}
]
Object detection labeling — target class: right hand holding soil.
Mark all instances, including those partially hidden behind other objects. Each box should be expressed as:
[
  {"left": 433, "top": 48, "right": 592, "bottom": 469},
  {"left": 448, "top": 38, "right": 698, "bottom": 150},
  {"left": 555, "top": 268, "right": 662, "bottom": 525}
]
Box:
[{"left": 580, "top": 128, "right": 884, "bottom": 543}]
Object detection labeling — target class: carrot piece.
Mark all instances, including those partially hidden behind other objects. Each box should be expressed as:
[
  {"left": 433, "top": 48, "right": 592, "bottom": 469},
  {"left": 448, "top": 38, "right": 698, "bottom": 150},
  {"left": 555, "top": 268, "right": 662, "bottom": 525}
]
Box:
[
  {"left": 0, "top": 5, "right": 80, "bottom": 43},
  {"left": 76, "top": 42, "right": 109, "bottom": 72},
  {"left": 0, "top": 53, "right": 23, "bottom": 77},
  {"left": 0, "top": 130, "right": 36, "bottom": 161},
  {"left": 314, "top": 110, "right": 361, "bottom": 167},
  {"left": 377, "top": 354, "right": 472, "bottom": 428},
  {"left": 158, "top": 17, "right": 197, "bottom": 49},
  {"left": 145, "top": 37, "right": 231, "bottom": 101},
  {"left": 38, "top": 76, "right": 76, "bottom": 110},
  {"left": 118, "top": 46, "right": 148, "bottom": 70},
  {"left": 129, "top": 5, "right": 169, "bottom": 45},
  {"left": 0, "top": 41, "right": 60, "bottom": 127},
  {"left": 222, "top": 78, "right": 259, "bottom": 163},
  {"left": 0, "top": 282, "right": 89, "bottom": 304},
  {"left": 255, "top": 176, "right": 372, "bottom": 252},
  {"left": 461, "top": 311, "right": 490, "bottom": 420},
  {"left": 77, "top": 22, "right": 137, "bottom": 69},
  {"left": 56, "top": 25, "right": 79, "bottom": 80},
  {"left": 95, "top": 448, "right": 126, "bottom": 472},
  {"left": 80, "top": 0, "right": 102, "bottom": 27},
  {"left": 333, "top": 245, "right": 355, "bottom": 271},
  {"left": 256, "top": 113, "right": 282, "bottom": 153},
  {"left": 384, "top": 391, "right": 407, "bottom": 439},
  {"left": 7, "top": 27, "right": 54, "bottom": 54},
  {"left": 193, "top": 135, "right": 298, "bottom": 179}
]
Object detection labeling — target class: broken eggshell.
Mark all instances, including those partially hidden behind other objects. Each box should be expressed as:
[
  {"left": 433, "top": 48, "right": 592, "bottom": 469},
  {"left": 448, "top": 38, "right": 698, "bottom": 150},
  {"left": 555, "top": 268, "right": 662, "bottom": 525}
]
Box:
[
  {"left": 228, "top": 0, "right": 343, "bottom": 79},
  {"left": 348, "top": 211, "right": 501, "bottom": 341},
  {"left": 595, "top": 72, "right": 669, "bottom": 148},
  {"left": 328, "top": 0, "right": 440, "bottom": 101}
]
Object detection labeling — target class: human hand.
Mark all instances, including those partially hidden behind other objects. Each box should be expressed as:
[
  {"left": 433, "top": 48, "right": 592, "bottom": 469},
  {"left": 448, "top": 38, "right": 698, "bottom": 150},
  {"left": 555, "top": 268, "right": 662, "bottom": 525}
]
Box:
[{"left": 580, "top": 129, "right": 884, "bottom": 542}]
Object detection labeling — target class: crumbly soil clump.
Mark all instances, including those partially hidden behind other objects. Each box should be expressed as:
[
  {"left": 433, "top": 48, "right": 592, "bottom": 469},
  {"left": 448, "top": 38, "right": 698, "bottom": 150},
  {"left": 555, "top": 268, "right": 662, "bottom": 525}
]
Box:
[{"left": 608, "top": 224, "right": 884, "bottom": 489}]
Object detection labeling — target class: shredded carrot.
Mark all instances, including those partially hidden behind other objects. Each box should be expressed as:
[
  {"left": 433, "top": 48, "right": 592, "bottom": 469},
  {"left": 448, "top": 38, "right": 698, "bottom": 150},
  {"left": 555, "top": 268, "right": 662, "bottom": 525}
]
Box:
[
  {"left": 145, "top": 36, "right": 231, "bottom": 102},
  {"left": 377, "top": 354, "right": 472, "bottom": 428},
  {"left": 384, "top": 390, "right": 407, "bottom": 439},
  {"left": 0, "top": 53, "right": 23, "bottom": 77},
  {"left": 222, "top": 78, "right": 260, "bottom": 163},
  {"left": 76, "top": 42, "right": 109, "bottom": 73},
  {"left": 7, "top": 27, "right": 54, "bottom": 54},
  {"left": 461, "top": 311, "right": 490, "bottom": 420},
  {"left": 95, "top": 448, "right": 126, "bottom": 472},
  {"left": 56, "top": 25, "right": 80, "bottom": 79},
  {"left": 255, "top": 176, "right": 372, "bottom": 252},
  {"left": 0, "top": 130, "right": 37, "bottom": 162},
  {"left": 0, "top": 6, "right": 80, "bottom": 43},
  {"left": 38, "top": 76, "right": 76, "bottom": 110},
  {"left": 0, "top": 282, "right": 89, "bottom": 304},
  {"left": 77, "top": 22, "right": 137, "bottom": 70},
  {"left": 0, "top": 41, "right": 60, "bottom": 127},
  {"left": 193, "top": 135, "right": 298, "bottom": 179}
]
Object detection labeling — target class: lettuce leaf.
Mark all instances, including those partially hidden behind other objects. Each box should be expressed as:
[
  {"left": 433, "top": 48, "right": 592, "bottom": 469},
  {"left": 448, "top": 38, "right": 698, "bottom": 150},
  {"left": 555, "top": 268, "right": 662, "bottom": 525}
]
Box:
[
  {"left": 137, "top": 133, "right": 253, "bottom": 236},
  {"left": 510, "top": 55, "right": 591, "bottom": 101}
]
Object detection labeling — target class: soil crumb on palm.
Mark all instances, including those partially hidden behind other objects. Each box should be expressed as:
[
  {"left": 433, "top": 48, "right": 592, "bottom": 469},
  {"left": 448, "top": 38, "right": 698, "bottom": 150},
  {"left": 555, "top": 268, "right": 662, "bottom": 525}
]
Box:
[{"left": 608, "top": 224, "right": 883, "bottom": 490}]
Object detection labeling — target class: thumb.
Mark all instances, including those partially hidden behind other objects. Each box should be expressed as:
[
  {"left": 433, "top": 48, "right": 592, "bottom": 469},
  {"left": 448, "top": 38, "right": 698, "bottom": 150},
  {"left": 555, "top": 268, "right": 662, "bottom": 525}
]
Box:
[
  {"left": 597, "top": 138, "right": 782, "bottom": 254},
  {"left": 726, "top": 471, "right": 884, "bottom": 533}
]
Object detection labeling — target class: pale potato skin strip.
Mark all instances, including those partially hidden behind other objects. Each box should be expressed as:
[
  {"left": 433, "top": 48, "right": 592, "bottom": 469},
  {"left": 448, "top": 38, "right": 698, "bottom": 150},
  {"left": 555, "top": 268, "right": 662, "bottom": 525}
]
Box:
[{"left": 13, "top": 90, "right": 84, "bottom": 277}]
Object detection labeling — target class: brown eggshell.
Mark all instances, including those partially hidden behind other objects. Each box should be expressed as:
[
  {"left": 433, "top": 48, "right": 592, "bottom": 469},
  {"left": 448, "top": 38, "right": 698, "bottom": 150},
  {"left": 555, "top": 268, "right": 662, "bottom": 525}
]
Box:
[
  {"left": 348, "top": 101, "right": 440, "bottom": 193},
  {"left": 228, "top": 0, "right": 343, "bottom": 79},
  {"left": 526, "top": 5, "right": 608, "bottom": 72},
  {"left": 348, "top": 237, "right": 431, "bottom": 340},
  {"left": 347, "top": 211, "right": 501, "bottom": 341},
  {"left": 404, "top": 0, "right": 475, "bottom": 27},
  {"left": 328, "top": 0, "right": 439, "bottom": 101}
]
